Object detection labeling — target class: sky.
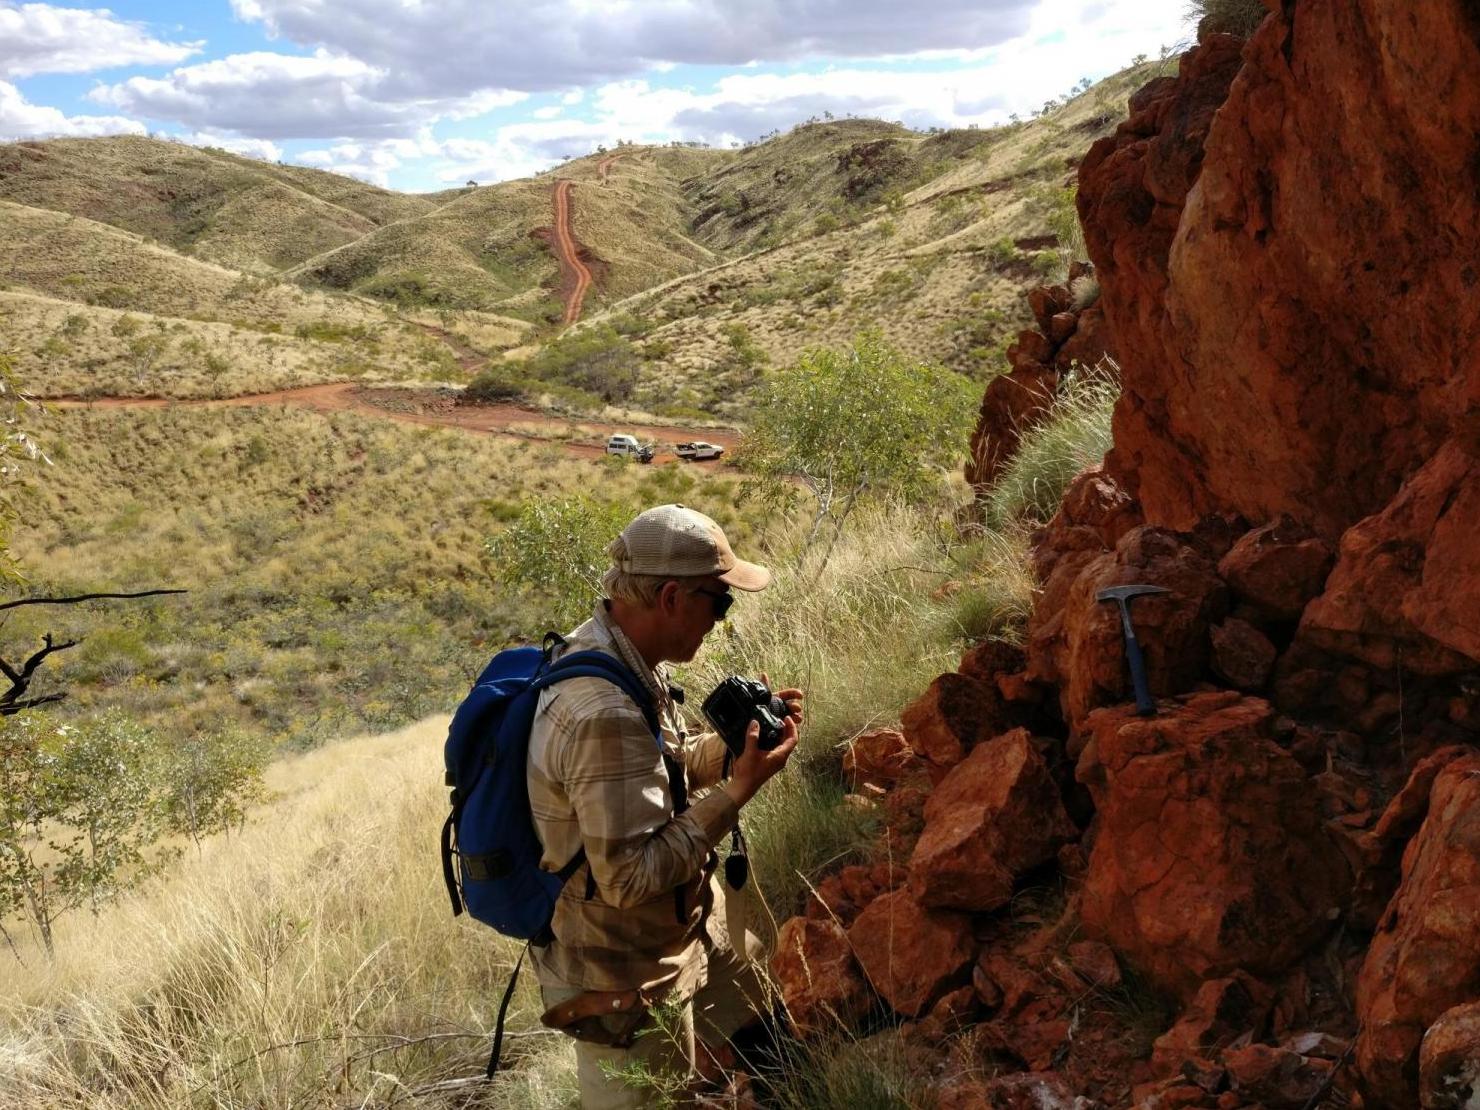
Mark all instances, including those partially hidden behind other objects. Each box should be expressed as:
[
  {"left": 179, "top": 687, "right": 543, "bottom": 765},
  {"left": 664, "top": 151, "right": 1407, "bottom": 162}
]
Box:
[{"left": 0, "top": 1, "right": 1193, "bottom": 193}]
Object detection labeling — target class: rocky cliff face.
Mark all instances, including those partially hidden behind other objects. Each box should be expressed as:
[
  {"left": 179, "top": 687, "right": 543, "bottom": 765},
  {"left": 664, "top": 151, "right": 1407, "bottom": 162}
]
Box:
[
  {"left": 1080, "top": 3, "right": 1480, "bottom": 542},
  {"left": 771, "top": 5, "right": 1480, "bottom": 1108}
]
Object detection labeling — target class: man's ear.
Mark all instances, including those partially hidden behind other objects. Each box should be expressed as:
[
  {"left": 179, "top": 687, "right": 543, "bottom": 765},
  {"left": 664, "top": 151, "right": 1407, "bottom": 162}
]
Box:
[{"left": 656, "top": 579, "right": 681, "bottom": 614}]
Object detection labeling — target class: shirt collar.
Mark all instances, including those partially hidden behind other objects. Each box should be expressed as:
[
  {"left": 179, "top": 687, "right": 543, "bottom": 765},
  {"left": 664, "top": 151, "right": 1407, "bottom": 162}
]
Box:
[{"left": 592, "top": 599, "right": 669, "bottom": 707}]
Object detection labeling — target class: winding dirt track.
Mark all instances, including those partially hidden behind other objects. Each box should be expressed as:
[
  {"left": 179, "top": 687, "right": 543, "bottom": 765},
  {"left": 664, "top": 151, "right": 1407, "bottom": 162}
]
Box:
[
  {"left": 44, "top": 384, "right": 738, "bottom": 464},
  {"left": 551, "top": 179, "right": 592, "bottom": 326}
]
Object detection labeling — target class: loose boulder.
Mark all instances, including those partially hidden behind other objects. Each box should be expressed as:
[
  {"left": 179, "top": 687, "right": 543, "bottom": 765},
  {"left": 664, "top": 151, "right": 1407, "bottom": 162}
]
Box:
[
  {"left": 910, "top": 729, "right": 1077, "bottom": 912},
  {"left": 1295, "top": 441, "right": 1480, "bottom": 677},
  {"left": 843, "top": 728, "right": 915, "bottom": 789},
  {"left": 1419, "top": 1001, "right": 1480, "bottom": 1109},
  {"left": 900, "top": 673, "right": 1009, "bottom": 770},
  {"left": 847, "top": 888, "right": 975, "bottom": 1018},
  {"left": 770, "top": 917, "right": 873, "bottom": 1036},
  {"left": 1355, "top": 753, "right": 1480, "bottom": 1107},
  {"left": 1216, "top": 516, "right": 1335, "bottom": 623}
]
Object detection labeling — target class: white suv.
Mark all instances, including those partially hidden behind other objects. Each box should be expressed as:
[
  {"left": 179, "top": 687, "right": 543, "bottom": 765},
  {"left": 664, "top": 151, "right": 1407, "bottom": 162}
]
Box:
[{"left": 606, "top": 434, "right": 654, "bottom": 463}]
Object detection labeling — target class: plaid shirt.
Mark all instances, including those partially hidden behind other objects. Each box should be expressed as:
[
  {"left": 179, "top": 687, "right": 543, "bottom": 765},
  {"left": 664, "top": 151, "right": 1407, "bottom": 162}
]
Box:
[{"left": 527, "top": 601, "right": 736, "bottom": 995}]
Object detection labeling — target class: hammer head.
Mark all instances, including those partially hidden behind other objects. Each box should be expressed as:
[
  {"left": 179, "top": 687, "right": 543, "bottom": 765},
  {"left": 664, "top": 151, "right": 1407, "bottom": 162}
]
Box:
[{"left": 1096, "top": 584, "right": 1170, "bottom": 605}]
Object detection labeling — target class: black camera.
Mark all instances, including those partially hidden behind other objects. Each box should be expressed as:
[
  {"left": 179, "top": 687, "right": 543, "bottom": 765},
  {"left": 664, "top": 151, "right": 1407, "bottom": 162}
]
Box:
[{"left": 702, "top": 676, "right": 790, "bottom": 758}]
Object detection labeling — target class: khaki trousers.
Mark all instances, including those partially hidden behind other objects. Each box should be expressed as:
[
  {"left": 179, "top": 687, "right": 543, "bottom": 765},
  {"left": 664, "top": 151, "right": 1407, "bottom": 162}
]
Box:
[{"left": 542, "top": 924, "right": 768, "bottom": 1109}]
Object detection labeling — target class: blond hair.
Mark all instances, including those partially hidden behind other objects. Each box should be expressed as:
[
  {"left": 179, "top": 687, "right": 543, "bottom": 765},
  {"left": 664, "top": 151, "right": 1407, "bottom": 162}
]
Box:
[{"left": 600, "top": 534, "right": 670, "bottom": 606}]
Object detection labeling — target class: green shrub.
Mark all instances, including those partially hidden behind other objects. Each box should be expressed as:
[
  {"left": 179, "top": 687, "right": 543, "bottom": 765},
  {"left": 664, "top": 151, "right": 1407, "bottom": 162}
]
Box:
[
  {"left": 489, "top": 325, "right": 642, "bottom": 404},
  {"left": 465, "top": 366, "right": 526, "bottom": 402},
  {"left": 484, "top": 495, "right": 636, "bottom": 631},
  {"left": 988, "top": 236, "right": 1019, "bottom": 266}
]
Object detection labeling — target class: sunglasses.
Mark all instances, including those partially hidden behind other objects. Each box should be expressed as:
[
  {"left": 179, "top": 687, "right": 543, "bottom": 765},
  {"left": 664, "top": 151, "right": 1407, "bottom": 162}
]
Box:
[{"left": 688, "top": 585, "right": 734, "bottom": 620}]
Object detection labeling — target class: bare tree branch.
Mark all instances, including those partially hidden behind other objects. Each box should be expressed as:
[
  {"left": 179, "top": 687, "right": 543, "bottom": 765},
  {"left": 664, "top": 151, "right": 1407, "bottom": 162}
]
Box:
[
  {"left": 0, "top": 633, "right": 79, "bottom": 713},
  {"left": 0, "top": 693, "right": 67, "bottom": 715},
  {"left": 0, "top": 589, "right": 185, "bottom": 714},
  {"left": 0, "top": 589, "right": 187, "bottom": 613}
]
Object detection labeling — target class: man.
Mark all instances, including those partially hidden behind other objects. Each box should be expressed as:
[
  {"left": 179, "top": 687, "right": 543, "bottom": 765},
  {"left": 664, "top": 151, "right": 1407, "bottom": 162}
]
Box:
[{"left": 527, "top": 503, "right": 802, "bottom": 1107}]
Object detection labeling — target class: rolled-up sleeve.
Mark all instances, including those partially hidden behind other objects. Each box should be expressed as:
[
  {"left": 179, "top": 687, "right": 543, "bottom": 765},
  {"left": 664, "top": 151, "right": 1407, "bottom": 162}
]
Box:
[
  {"left": 558, "top": 702, "right": 738, "bottom": 910},
  {"left": 685, "top": 730, "right": 731, "bottom": 790}
]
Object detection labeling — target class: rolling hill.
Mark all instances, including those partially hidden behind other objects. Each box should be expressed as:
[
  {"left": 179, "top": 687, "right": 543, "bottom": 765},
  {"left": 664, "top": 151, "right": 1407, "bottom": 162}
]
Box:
[{"left": 0, "top": 58, "right": 1165, "bottom": 410}]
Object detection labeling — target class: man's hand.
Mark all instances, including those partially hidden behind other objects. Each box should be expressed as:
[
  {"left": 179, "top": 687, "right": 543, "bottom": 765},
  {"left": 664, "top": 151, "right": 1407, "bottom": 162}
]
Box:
[
  {"left": 761, "top": 672, "right": 805, "bottom": 727},
  {"left": 723, "top": 715, "right": 798, "bottom": 808}
]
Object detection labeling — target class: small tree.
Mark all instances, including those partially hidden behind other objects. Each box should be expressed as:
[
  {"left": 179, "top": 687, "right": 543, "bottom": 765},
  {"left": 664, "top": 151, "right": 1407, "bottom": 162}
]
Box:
[
  {"left": 484, "top": 496, "right": 633, "bottom": 630},
  {"left": 0, "top": 713, "right": 165, "bottom": 957},
  {"left": 164, "top": 728, "right": 270, "bottom": 850},
  {"left": 740, "top": 332, "right": 978, "bottom": 574}
]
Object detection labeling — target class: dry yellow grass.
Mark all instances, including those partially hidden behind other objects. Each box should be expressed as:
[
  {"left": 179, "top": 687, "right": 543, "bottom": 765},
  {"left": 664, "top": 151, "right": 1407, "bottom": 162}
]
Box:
[{"left": 0, "top": 715, "right": 570, "bottom": 1108}]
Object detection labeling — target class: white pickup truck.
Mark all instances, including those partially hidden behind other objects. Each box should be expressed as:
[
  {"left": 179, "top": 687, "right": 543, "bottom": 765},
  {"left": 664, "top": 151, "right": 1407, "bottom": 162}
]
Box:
[{"left": 674, "top": 441, "right": 725, "bottom": 461}]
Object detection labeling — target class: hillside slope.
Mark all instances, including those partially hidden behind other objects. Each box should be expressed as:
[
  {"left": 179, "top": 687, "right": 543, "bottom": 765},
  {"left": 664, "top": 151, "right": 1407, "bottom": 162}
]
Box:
[
  {"left": 2, "top": 60, "right": 1162, "bottom": 410},
  {"left": 294, "top": 144, "right": 731, "bottom": 323},
  {"left": 583, "top": 63, "right": 1160, "bottom": 416},
  {"left": 0, "top": 136, "right": 432, "bottom": 273}
]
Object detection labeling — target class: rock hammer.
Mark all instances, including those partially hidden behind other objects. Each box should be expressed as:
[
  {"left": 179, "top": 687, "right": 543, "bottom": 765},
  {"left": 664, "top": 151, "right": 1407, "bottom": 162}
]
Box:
[{"left": 1096, "top": 584, "right": 1169, "bottom": 716}]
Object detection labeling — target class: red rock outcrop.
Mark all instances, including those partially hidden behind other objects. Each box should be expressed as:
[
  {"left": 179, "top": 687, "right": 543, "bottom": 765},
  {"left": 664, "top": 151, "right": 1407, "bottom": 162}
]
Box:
[
  {"left": 909, "top": 729, "right": 1076, "bottom": 912},
  {"left": 1075, "top": 692, "right": 1351, "bottom": 999},
  {"left": 1355, "top": 753, "right": 1480, "bottom": 1106},
  {"left": 1293, "top": 441, "right": 1480, "bottom": 677},
  {"left": 1080, "top": 5, "right": 1480, "bottom": 543},
  {"left": 769, "top": 4, "right": 1480, "bottom": 1100},
  {"left": 1027, "top": 526, "right": 1228, "bottom": 729},
  {"left": 966, "top": 264, "right": 1116, "bottom": 493}
]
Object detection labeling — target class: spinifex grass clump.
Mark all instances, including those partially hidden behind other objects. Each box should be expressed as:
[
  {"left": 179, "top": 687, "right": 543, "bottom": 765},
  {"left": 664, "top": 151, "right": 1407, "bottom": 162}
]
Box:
[
  {"left": 981, "top": 363, "right": 1119, "bottom": 531},
  {"left": 1188, "top": 0, "right": 1267, "bottom": 36}
]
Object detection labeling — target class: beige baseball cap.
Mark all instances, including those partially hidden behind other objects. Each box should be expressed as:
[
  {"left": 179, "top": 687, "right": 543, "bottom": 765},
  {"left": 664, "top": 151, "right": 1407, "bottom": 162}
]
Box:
[{"left": 612, "top": 504, "right": 771, "bottom": 592}]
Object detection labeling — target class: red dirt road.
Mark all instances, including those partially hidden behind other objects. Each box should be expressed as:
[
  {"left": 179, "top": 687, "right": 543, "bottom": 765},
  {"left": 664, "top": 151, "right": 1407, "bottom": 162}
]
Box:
[
  {"left": 45, "top": 384, "right": 739, "bottom": 464},
  {"left": 552, "top": 179, "right": 593, "bottom": 326}
]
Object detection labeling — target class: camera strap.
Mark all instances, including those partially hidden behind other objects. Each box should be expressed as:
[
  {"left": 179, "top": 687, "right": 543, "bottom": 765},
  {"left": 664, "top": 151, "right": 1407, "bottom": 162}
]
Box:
[{"left": 720, "top": 750, "right": 749, "bottom": 890}]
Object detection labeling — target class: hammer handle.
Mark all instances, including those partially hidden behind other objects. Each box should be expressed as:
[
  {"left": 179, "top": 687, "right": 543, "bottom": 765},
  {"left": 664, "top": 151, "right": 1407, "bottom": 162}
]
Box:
[{"left": 1122, "top": 625, "right": 1156, "bottom": 716}]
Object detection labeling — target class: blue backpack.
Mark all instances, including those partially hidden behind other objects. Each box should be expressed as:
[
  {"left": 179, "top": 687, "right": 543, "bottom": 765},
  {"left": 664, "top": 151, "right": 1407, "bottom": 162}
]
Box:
[{"left": 439, "top": 635, "right": 660, "bottom": 1077}]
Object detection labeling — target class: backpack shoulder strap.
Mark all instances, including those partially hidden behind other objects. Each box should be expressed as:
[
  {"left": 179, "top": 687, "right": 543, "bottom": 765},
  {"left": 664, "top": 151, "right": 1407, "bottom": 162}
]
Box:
[{"left": 532, "top": 650, "right": 662, "bottom": 744}]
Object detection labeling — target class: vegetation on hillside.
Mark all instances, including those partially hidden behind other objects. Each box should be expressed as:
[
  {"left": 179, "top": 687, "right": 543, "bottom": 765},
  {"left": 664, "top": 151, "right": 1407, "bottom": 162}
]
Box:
[
  {"left": 1189, "top": 0, "right": 1267, "bottom": 37},
  {"left": 10, "top": 405, "right": 762, "bottom": 747}
]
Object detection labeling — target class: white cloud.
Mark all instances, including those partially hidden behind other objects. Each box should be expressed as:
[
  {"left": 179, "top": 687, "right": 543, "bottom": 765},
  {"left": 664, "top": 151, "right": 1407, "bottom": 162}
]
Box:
[
  {"left": 428, "top": 0, "right": 1190, "bottom": 188},
  {"left": 294, "top": 131, "right": 444, "bottom": 186},
  {"left": 90, "top": 49, "right": 525, "bottom": 140},
  {"left": 0, "top": 2, "right": 200, "bottom": 78},
  {"left": 532, "top": 105, "right": 562, "bottom": 120},
  {"left": 183, "top": 130, "right": 283, "bottom": 161},
  {"left": 227, "top": 0, "right": 1041, "bottom": 98},
  {"left": 0, "top": 78, "right": 144, "bottom": 137}
]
